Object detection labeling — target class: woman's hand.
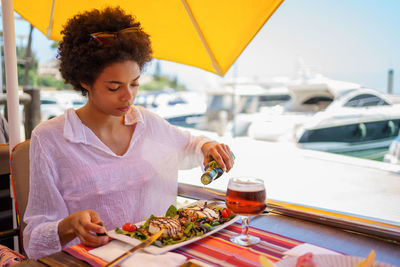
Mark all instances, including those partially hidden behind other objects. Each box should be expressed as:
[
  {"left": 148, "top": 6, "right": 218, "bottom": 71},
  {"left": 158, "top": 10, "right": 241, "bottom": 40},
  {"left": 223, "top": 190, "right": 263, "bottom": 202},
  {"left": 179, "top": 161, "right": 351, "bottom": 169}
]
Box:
[
  {"left": 201, "top": 142, "right": 234, "bottom": 172},
  {"left": 58, "top": 210, "right": 108, "bottom": 247}
]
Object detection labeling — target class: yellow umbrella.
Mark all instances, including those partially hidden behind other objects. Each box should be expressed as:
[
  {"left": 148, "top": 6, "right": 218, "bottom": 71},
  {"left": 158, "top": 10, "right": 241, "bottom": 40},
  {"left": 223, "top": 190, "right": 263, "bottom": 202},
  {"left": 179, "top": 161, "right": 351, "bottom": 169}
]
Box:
[
  {"left": 14, "top": 0, "right": 284, "bottom": 76},
  {"left": 4, "top": 0, "right": 284, "bottom": 150}
]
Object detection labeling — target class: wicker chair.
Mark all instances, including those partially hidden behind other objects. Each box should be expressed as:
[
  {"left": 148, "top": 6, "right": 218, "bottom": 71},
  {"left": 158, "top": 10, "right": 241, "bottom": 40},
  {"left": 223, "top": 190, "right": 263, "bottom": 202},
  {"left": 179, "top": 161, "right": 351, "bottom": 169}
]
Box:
[{"left": 9, "top": 140, "right": 30, "bottom": 254}]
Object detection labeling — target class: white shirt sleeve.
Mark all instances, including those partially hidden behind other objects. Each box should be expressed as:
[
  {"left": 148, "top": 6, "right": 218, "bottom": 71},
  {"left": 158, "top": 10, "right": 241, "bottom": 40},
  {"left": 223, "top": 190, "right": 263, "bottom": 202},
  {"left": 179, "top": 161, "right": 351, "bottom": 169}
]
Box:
[
  {"left": 23, "top": 133, "right": 71, "bottom": 260},
  {"left": 145, "top": 111, "right": 210, "bottom": 170},
  {"left": 179, "top": 130, "right": 210, "bottom": 170}
]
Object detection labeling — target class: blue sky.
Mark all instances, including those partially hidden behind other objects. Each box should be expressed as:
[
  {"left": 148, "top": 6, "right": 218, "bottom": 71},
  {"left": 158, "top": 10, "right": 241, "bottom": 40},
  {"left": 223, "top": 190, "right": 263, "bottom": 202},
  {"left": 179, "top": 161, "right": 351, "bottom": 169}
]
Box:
[{"left": 9, "top": 0, "right": 400, "bottom": 93}]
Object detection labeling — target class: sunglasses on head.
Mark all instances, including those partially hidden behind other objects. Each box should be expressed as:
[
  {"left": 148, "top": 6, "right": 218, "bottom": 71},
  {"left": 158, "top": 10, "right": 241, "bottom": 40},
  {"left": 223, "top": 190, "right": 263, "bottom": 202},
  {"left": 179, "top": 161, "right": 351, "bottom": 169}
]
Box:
[{"left": 90, "top": 26, "right": 140, "bottom": 47}]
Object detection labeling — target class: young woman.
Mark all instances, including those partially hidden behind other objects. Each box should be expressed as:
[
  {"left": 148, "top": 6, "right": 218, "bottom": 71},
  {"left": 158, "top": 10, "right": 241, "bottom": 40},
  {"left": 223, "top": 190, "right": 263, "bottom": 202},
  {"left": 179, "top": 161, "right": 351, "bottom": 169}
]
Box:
[{"left": 23, "top": 7, "right": 234, "bottom": 259}]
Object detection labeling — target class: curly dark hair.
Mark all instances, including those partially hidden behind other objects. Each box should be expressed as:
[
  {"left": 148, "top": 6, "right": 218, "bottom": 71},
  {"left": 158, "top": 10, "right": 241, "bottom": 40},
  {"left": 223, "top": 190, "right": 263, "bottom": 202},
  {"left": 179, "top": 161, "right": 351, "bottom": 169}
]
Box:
[{"left": 58, "top": 6, "right": 153, "bottom": 96}]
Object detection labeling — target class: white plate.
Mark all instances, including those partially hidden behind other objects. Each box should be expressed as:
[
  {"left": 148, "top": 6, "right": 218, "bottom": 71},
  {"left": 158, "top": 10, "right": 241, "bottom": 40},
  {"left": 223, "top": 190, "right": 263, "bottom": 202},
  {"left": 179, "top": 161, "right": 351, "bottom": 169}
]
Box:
[
  {"left": 107, "top": 200, "right": 241, "bottom": 255},
  {"left": 276, "top": 254, "right": 396, "bottom": 267}
]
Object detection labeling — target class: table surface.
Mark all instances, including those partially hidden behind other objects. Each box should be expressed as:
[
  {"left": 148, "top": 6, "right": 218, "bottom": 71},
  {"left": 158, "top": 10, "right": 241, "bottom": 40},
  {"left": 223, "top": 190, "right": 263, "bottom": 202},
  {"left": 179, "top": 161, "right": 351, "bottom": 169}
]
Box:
[{"left": 15, "top": 213, "right": 400, "bottom": 267}]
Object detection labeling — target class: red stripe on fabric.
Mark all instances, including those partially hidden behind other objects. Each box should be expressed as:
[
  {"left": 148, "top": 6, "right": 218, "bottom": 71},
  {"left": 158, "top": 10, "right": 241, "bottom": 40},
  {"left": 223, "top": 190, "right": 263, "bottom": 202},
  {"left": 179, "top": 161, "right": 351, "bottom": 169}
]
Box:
[
  {"left": 206, "top": 235, "right": 282, "bottom": 261},
  {"left": 178, "top": 244, "right": 261, "bottom": 267},
  {"left": 64, "top": 245, "right": 106, "bottom": 267},
  {"left": 248, "top": 227, "right": 302, "bottom": 246},
  {"left": 229, "top": 222, "right": 303, "bottom": 244},
  {"left": 226, "top": 224, "right": 302, "bottom": 248},
  {"left": 224, "top": 228, "right": 298, "bottom": 249},
  {"left": 188, "top": 236, "right": 277, "bottom": 264},
  {"left": 212, "top": 230, "right": 294, "bottom": 255},
  {"left": 218, "top": 236, "right": 281, "bottom": 261},
  {"left": 175, "top": 248, "right": 219, "bottom": 266},
  {"left": 180, "top": 242, "right": 271, "bottom": 267},
  {"left": 176, "top": 239, "right": 283, "bottom": 266}
]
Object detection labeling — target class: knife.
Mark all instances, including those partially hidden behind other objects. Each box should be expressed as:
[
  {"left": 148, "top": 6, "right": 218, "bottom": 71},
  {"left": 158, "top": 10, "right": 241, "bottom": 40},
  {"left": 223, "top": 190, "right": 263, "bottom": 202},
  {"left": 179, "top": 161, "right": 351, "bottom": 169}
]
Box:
[{"left": 104, "top": 229, "right": 165, "bottom": 267}]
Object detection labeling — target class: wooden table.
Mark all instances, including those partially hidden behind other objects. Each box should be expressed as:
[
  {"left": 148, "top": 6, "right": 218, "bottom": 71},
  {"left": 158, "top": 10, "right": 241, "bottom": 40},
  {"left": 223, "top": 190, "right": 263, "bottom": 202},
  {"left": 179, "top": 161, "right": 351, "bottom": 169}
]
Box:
[
  {"left": 18, "top": 252, "right": 90, "bottom": 267},
  {"left": 14, "top": 212, "right": 400, "bottom": 267}
]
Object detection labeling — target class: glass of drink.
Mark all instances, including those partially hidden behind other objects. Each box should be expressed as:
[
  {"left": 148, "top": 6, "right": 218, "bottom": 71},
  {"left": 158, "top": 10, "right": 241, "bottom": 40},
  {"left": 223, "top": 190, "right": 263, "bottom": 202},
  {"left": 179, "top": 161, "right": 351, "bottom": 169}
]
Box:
[{"left": 225, "top": 177, "right": 267, "bottom": 246}]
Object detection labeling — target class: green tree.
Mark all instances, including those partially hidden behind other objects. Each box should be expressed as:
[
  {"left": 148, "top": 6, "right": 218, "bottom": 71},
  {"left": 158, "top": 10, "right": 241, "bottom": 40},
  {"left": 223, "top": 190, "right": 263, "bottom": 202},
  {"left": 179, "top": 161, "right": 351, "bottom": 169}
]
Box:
[
  {"left": 141, "top": 61, "right": 187, "bottom": 91},
  {"left": 16, "top": 45, "right": 38, "bottom": 86},
  {"left": 141, "top": 75, "right": 186, "bottom": 91},
  {"left": 171, "top": 75, "right": 178, "bottom": 88},
  {"left": 0, "top": 30, "right": 37, "bottom": 87},
  {"left": 50, "top": 41, "right": 59, "bottom": 49},
  {"left": 154, "top": 60, "right": 162, "bottom": 81},
  {"left": 37, "top": 75, "right": 71, "bottom": 90}
]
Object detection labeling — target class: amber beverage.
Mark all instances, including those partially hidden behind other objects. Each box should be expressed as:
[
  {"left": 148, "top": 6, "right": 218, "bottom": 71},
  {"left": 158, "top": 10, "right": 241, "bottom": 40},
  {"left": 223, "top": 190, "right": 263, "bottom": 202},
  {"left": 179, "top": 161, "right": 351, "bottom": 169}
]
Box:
[
  {"left": 225, "top": 177, "right": 267, "bottom": 246},
  {"left": 226, "top": 187, "right": 266, "bottom": 215}
]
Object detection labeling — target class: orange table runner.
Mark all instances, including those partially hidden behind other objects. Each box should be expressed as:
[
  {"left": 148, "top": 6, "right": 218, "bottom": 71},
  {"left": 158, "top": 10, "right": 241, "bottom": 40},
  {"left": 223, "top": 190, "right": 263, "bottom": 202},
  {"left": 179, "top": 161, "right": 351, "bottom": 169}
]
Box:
[{"left": 64, "top": 222, "right": 303, "bottom": 266}]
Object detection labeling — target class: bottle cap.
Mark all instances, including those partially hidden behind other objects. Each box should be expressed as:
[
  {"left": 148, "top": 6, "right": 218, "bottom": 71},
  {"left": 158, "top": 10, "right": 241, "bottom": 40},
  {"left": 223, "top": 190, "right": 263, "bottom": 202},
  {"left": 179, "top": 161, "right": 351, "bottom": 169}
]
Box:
[{"left": 201, "top": 174, "right": 212, "bottom": 185}]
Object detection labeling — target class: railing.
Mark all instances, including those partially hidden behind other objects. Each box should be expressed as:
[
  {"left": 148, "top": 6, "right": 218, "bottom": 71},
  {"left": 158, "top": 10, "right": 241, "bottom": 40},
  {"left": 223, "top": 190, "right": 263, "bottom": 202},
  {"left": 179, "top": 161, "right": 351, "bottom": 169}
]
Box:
[{"left": 178, "top": 183, "right": 400, "bottom": 243}]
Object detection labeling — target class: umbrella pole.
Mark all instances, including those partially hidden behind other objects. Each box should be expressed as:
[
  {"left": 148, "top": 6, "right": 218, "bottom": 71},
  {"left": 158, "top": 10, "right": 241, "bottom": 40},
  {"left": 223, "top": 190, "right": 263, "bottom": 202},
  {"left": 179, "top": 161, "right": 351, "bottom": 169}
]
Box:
[
  {"left": 2, "top": 0, "right": 21, "bottom": 149},
  {"left": 2, "top": 0, "right": 21, "bottom": 252}
]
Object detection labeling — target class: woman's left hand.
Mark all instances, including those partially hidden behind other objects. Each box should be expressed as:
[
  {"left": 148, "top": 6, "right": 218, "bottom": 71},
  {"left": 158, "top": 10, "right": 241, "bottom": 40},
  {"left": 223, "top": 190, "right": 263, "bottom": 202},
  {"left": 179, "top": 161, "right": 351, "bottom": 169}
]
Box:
[{"left": 201, "top": 142, "right": 234, "bottom": 172}]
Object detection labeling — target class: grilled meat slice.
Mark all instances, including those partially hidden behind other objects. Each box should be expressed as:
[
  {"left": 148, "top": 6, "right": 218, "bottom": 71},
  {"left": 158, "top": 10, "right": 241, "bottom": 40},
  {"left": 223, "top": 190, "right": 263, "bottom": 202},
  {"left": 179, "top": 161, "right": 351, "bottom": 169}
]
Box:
[
  {"left": 148, "top": 217, "right": 182, "bottom": 239},
  {"left": 183, "top": 206, "right": 219, "bottom": 222}
]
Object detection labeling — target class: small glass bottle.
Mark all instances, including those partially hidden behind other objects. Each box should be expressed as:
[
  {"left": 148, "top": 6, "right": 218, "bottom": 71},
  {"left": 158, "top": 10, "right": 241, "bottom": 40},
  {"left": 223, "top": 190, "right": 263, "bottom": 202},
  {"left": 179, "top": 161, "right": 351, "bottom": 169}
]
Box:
[{"left": 201, "top": 152, "right": 235, "bottom": 185}]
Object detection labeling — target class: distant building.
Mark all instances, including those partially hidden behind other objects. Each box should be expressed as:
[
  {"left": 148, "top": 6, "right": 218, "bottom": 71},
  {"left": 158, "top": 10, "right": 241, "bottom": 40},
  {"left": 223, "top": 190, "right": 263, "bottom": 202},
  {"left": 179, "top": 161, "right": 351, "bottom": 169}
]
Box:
[{"left": 38, "top": 59, "right": 61, "bottom": 80}]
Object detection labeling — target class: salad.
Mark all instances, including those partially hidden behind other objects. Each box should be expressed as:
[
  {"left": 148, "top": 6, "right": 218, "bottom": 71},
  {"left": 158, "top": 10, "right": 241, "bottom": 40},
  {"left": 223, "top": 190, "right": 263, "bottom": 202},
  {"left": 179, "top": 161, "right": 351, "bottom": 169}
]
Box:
[{"left": 115, "top": 202, "right": 236, "bottom": 247}]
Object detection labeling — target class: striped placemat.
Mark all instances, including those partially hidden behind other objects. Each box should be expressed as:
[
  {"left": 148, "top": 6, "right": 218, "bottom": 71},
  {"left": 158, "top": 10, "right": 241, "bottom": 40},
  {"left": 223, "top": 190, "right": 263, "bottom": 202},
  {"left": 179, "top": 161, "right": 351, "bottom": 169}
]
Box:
[{"left": 64, "top": 222, "right": 303, "bottom": 267}]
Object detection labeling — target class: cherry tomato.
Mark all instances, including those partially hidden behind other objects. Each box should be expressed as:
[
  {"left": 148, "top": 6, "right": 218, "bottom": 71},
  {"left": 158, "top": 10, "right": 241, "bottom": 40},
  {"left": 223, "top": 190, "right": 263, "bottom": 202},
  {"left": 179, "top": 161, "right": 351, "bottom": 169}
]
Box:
[
  {"left": 226, "top": 209, "right": 234, "bottom": 216},
  {"left": 122, "top": 223, "right": 137, "bottom": 232},
  {"left": 122, "top": 223, "right": 131, "bottom": 232},
  {"left": 221, "top": 208, "right": 230, "bottom": 218},
  {"left": 128, "top": 224, "right": 137, "bottom": 232}
]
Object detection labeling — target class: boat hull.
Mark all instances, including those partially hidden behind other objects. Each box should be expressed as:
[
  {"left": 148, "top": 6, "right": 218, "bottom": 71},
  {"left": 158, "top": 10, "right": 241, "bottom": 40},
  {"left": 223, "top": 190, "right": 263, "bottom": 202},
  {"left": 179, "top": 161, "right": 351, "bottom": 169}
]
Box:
[{"left": 300, "top": 138, "right": 395, "bottom": 161}]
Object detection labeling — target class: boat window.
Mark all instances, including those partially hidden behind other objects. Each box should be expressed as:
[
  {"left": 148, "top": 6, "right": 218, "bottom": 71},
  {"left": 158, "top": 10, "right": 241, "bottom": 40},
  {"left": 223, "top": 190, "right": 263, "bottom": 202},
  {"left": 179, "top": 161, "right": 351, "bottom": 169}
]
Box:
[
  {"left": 168, "top": 97, "right": 187, "bottom": 106},
  {"left": 41, "top": 99, "right": 57, "bottom": 105},
  {"left": 302, "top": 96, "right": 333, "bottom": 105},
  {"left": 72, "top": 101, "right": 85, "bottom": 107},
  {"left": 344, "top": 94, "right": 389, "bottom": 107},
  {"left": 259, "top": 94, "right": 291, "bottom": 107},
  {"left": 298, "top": 120, "right": 400, "bottom": 144},
  {"left": 301, "top": 96, "right": 333, "bottom": 111}
]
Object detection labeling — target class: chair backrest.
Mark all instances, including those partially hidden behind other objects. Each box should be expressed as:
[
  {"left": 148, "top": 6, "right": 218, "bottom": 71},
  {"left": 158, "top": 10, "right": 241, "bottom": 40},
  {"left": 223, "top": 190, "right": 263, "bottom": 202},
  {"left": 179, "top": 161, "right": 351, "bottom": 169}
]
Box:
[
  {"left": 10, "top": 140, "right": 30, "bottom": 237},
  {"left": 0, "top": 144, "right": 10, "bottom": 175}
]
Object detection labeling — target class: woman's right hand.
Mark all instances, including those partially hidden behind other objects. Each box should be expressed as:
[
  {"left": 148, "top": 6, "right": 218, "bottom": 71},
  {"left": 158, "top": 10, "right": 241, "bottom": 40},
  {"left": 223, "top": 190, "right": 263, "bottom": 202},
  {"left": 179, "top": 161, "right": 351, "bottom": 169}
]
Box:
[{"left": 58, "top": 209, "right": 108, "bottom": 247}]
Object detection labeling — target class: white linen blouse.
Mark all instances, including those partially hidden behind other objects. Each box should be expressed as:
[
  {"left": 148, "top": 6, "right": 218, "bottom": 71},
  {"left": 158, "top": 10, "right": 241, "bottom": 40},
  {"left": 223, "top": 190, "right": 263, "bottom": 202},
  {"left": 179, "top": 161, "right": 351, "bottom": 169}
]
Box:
[{"left": 23, "top": 106, "right": 208, "bottom": 259}]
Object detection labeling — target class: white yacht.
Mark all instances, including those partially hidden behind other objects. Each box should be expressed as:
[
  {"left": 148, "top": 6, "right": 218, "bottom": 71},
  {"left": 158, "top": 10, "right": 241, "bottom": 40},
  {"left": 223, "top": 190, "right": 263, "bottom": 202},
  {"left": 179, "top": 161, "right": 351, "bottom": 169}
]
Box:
[
  {"left": 384, "top": 133, "right": 400, "bottom": 164},
  {"left": 197, "top": 78, "right": 292, "bottom": 136},
  {"left": 246, "top": 75, "right": 400, "bottom": 160},
  {"left": 135, "top": 90, "right": 207, "bottom": 128}
]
